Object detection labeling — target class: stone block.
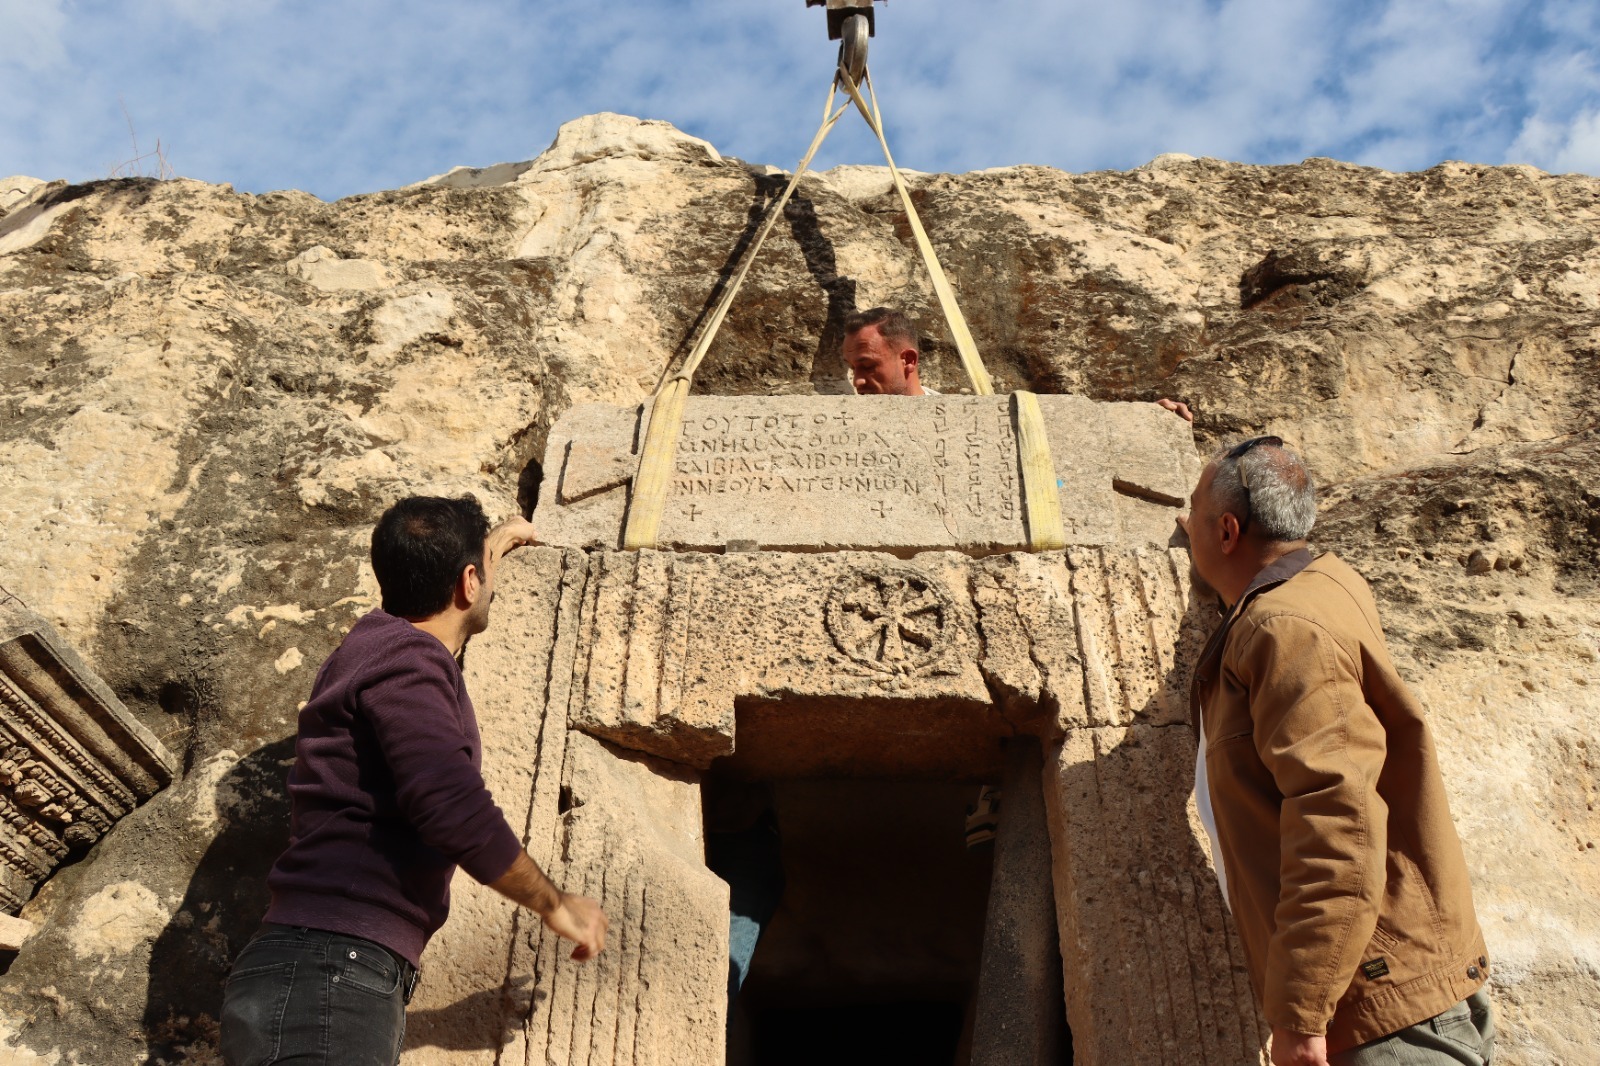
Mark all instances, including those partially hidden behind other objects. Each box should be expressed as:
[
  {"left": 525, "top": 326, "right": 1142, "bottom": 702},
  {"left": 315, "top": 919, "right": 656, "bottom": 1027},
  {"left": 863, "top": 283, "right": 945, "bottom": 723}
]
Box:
[
  {"left": 535, "top": 396, "right": 1198, "bottom": 555},
  {"left": 1043, "top": 726, "right": 1268, "bottom": 1065},
  {"left": 971, "top": 737, "right": 1068, "bottom": 1065},
  {"left": 515, "top": 734, "right": 727, "bottom": 1066},
  {"left": 564, "top": 548, "right": 999, "bottom": 773},
  {"left": 555, "top": 545, "right": 1209, "bottom": 773},
  {"left": 0, "top": 911, "right": 33, "bottom": 951},
  {"left": 0, "top": 600, "right": 178, "bottom": 915}
]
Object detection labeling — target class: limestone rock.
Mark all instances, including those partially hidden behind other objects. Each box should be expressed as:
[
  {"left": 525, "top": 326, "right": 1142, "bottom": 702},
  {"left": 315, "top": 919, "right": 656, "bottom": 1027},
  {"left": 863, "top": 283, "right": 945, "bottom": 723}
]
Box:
[
  {"left": 0, "top": 913, "right": 33, "bottom": 952},
  {"left": 285, "top": 244, "right": 395, "bottom": 291},
  {"left": 0, "top": 177, "right": 50, "bottom": 216},
  {"left": 0, "top": 111, "right": 1596, "bottom": 1063},
  {"left": 524, "top": 112, "right": 723, "bottom": 175}
]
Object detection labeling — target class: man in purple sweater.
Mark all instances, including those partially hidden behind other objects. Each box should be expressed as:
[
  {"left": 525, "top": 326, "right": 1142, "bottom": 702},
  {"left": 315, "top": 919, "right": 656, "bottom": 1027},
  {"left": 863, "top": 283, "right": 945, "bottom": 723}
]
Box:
[{"left": 220, "top": 495, "right": 606, "bottom": 1066}]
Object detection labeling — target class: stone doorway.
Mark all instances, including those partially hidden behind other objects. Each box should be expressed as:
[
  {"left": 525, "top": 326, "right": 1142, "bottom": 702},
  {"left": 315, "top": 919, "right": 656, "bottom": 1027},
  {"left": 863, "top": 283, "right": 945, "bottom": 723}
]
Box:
[
  {"left": 456, "top": 543, "right": 1271, "bottom": 1065},
  {"left": 708, "top": 690, "right": 1070, "bottom": 1066},
  {"left": 454, "top": 392, "right": 1273, "bottom": 1062},
  {"left": 719, "top": 777, "right": 996, "bottom": 1066}
]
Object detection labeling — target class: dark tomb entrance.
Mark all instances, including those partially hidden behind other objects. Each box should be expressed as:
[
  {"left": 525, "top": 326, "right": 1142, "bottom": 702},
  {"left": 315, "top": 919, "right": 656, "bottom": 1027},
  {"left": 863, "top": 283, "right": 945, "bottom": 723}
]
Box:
[
  {"left": 727, "top": 779, "right": 990, "bottom": 1066},
  {"left": 707, "top": 697, "right": 1071, "bottom": 1066}
]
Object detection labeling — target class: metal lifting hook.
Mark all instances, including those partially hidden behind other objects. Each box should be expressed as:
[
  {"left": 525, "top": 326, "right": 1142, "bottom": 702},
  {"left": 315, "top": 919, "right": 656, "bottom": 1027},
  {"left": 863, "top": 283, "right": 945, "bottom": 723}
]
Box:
[{"left": 806, "top": 0, "right": 877, "bottom": 84}]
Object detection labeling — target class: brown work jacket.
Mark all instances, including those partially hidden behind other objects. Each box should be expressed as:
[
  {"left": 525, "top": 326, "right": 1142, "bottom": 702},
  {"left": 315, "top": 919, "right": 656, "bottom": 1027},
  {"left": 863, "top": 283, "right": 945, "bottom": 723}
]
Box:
[{"left": 1191, "top": 550, "right": 1488, "bottom": 1051}]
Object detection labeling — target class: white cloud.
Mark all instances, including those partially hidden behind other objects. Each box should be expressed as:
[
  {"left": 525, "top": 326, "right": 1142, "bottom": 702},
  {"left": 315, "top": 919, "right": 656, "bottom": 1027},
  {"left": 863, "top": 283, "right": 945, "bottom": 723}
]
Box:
[
  {"left": 2, "top": 0, "right": 1598, "bottom": 195},
  {"left": 1552, "top": 110, "right": 1600, "bottom": 173},
  {"left": 152, "top": 0, "right": 283, "bottom": 31},
  {"left": 1500, "top": 9, "right": 1600, "bottom": 174},
  {"left": 1510, "top": 108, "right": 1600, "bottom": 174},
  {"left": 0, "top": 0, "right": 67, "bottom": 73}
]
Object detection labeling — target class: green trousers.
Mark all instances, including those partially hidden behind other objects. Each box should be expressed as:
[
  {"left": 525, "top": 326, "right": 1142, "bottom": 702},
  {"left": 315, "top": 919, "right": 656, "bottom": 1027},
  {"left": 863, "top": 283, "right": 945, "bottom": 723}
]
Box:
[{"left": 1333, "top": 989, "right": 1495, "bottom": 1066}]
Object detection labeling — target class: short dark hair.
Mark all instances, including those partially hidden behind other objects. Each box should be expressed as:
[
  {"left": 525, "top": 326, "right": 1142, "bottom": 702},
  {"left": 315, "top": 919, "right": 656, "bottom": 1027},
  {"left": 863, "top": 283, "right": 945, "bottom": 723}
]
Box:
[
  {"left": 371, "top": 495, "right": 490, "bottom": 618},
  {"left": 842, "top": 306, "right": 918, "bottom": 353}
]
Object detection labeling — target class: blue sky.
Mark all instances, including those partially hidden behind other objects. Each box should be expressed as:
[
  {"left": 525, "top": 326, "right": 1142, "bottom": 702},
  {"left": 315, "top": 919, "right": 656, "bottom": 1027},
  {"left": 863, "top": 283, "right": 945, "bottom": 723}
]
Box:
[{"left": 3, "top": 0, "right": 1598, "bottom": 201}]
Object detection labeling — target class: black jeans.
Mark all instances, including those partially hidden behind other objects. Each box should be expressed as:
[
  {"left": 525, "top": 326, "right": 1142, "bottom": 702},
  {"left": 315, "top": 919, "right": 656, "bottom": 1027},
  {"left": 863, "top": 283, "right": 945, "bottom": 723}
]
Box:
[{"left": 219, "top": 924, "right": 417, "bottom": 1066}]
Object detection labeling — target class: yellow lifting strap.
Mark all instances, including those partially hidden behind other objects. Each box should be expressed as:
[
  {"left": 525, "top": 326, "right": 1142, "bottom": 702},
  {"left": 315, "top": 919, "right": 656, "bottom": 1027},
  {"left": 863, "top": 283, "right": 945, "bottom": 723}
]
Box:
[{"left": 623, "top": 66, "right": 1064, "bottom": 552}]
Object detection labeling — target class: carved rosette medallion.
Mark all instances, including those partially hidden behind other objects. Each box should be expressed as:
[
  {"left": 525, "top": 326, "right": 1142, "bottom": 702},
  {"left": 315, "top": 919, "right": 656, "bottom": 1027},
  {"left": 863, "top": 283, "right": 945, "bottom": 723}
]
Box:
[{"left": 825, "top": 566, "right": 953, "bottom": 676}]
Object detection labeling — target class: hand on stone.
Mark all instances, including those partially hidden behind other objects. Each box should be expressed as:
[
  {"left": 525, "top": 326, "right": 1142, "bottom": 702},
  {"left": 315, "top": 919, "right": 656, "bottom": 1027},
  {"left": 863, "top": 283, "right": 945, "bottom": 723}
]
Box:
[
  {"left": 1270, "top": 1027, "right": 1329, "bottom": 1066},
  {"left": 1156, "top": 397, "right": 1194, "bottom": 422},
  {"left": 486, "top": 516, "right": 540, "bottom": 562},
  {"left": 545, "top": 892, "right": 608, "bottom": 961}
]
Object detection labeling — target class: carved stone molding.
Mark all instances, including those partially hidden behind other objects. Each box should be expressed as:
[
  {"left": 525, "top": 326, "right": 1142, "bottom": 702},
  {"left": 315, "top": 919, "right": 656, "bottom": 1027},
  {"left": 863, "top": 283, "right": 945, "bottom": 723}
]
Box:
[{"left": 0, "top": 601, "right": 178, "bottom": 915}]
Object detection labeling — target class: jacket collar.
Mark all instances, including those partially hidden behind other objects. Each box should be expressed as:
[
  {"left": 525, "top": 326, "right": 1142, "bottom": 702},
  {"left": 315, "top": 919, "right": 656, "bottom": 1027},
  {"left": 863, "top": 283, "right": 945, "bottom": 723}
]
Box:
[{"left": 1188, "top": 547, "right": 1315, "bottom": 732}]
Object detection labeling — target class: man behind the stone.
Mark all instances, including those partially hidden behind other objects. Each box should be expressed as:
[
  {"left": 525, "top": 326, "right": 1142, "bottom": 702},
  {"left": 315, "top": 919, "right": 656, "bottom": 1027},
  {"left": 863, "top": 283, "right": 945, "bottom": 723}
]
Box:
[
  {"left": 220, "top": 495, "right": 606, "bottom": 1066},
  {"left": 1181, "top": 438, "right": 1492, "bottom": 1066},
  {"left": 840, "top": 306, "right": 1198, "bottom": 427},
  {"left": 841, "top": 306, "right": 937, "bottom": 396}
]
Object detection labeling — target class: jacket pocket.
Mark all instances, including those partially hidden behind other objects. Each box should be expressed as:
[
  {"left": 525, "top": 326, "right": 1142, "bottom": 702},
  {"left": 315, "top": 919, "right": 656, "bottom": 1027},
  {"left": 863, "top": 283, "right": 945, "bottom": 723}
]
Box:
[{"left": 1367, "top": 921, "right": 1401, "bottom": 953}]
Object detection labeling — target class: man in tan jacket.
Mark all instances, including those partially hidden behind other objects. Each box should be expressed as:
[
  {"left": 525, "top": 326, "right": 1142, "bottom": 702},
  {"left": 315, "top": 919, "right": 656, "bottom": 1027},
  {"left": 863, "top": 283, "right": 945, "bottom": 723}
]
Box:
[{"left": 1181, "top": 437, "right": 1493, "bottom": 1066}]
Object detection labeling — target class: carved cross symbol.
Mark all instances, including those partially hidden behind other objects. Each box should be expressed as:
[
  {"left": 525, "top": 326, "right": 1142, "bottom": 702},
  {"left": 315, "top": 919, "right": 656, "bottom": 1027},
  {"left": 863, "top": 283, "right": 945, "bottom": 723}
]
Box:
[
  {"left": 839, "top": 575, "right": 943, "bottom": 667},
  {"left": 687, "top": 504, "right": 703, "bottom": 521},
  {"left": 870, "top": 500, "right": 890, "bottom": 518},
  {"left": 833, "top": 412, "right": 854, "bottom": 428}
]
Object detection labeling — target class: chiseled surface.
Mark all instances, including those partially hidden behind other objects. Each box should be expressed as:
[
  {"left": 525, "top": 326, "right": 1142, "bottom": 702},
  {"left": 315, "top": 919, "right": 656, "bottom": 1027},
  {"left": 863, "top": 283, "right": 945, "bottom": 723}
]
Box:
[
  {"left": 0, "top": 110, "right": 1596, "bottom": 1063},
  {"left": 554, "top": 545, "right": 1207, "bottom": 772},
  {"left": 1047, "top": 724, "right": 1270, "bottom": 1065}
]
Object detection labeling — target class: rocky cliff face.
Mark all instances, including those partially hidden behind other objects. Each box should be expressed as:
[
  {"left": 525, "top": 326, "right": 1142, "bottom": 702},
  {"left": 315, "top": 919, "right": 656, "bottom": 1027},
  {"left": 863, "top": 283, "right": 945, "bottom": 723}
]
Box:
[{"left": 1, "top": 112, "right": 1596, "bottom": 1063}]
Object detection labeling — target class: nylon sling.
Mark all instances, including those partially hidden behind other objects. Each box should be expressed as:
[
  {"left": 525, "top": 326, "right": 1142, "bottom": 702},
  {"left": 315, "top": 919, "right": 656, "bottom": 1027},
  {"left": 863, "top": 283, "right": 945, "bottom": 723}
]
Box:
[{"left": 623, "top": 66, "right": 1065, "bottom": 552}]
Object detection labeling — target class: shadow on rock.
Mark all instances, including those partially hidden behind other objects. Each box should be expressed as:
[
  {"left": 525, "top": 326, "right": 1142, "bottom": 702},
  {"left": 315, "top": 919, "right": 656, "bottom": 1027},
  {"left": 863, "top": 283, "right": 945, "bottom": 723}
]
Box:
[
  {"left": 141, "top": 737, "right": 295, "bottom": 1063},
  {"left": 405, "top": 976, "right": 547, "bottom": 1052}
]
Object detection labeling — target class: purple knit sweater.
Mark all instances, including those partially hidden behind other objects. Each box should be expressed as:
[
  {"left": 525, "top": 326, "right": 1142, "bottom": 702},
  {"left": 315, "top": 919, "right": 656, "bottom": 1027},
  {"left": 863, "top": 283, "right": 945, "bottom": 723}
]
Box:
[{"left": 265, "top": 609, "right": 523, "bottom": 966}]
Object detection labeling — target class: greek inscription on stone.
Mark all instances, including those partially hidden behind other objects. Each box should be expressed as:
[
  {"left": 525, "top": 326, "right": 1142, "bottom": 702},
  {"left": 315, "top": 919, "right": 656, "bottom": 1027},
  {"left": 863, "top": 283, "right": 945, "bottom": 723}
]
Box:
[
  {"left": 996, "top": 405, "right": 1018, "bottom": 522},
  {"left": 671, "top": 411, "right": 923, "bottom": 499}
]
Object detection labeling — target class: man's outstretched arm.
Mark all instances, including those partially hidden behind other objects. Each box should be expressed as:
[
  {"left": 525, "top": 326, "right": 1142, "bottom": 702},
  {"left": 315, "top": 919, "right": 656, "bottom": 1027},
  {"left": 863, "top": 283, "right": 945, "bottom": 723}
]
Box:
[
  {"left": 485, "top": 516, "right": 540, "bottom": 564},
  {"left": 489, "top": 850, "right": 609, "bottom": 961}
]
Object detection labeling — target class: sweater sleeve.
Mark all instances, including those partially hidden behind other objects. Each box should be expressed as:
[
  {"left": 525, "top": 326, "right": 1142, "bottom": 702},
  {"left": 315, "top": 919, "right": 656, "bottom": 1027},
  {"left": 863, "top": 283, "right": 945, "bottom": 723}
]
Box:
[
  {"left": 360, "top": 645, "right": 524, "bottom": 885},
  {"left": 1236, "top": 613, "right": 1388, "bottom": 1035}
]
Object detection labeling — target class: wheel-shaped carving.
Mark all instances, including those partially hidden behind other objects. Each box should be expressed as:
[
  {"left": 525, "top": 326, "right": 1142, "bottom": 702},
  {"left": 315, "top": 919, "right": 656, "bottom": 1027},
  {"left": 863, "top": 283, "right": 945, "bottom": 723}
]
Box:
[{"left": 825, "top": 566, "right": 952, "bottom": 675}]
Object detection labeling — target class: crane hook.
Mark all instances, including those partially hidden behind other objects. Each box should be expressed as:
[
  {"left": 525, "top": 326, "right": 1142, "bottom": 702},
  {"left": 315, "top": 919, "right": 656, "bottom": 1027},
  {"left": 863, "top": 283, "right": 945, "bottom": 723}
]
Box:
[{"left": 806, "top": 1, "right": 877, "bottom": 83}]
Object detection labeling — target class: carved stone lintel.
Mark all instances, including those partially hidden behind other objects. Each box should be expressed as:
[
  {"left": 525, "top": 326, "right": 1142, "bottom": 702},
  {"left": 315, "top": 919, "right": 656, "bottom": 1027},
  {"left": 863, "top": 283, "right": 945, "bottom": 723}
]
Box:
[
  {"left": 536, "top": 396, "right": 1199, "bottom": 554},
  {"left": 0, "top": 601, "right": 178, "bottom": 916}
]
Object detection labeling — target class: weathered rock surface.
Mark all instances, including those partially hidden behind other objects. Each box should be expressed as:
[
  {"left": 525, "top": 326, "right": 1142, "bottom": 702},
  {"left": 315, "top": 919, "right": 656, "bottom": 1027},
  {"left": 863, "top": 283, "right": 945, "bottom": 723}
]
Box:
[{"left": 0, "top": 112, "right": 1596, "bottom": 1064}]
